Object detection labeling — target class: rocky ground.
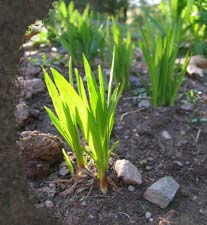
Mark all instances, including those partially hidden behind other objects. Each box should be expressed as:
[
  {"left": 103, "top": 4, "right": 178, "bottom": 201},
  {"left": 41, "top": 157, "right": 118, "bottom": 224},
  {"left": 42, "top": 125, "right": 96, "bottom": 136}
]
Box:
[{"left": 16, "top": 45, "right": 207, "bottom": 225}]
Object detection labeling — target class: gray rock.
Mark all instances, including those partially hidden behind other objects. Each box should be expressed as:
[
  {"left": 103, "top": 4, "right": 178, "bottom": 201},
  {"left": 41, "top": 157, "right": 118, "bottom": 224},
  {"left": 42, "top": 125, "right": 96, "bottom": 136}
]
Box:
[
  {"left": 143, "top": 176, "right": 180, "bottom": 208},
  {"left": 114, "top": 159, "right": 142, "bottom": 185},
  {"left": 180, "top": 103, "right": 194, "bottom": 111},
  {"left": 147, "top": 157, "right": 154, "bottom": 162},
  {"left": 174, "top": 161, "right": 183, "bottom": 167},
  {"left": 81, "top": 201, "right": 87, "bottom": 206},
  {"left": 145, "top": 166, "right": 152, "bottom": 171},
  {"left": 161, "top": 131, "right": 171, "bottom": 140},
  {"left": 20, "top": 61, "right": 41, "bottom": 79},
  {"left": 17, "top": 131, "right": 64, "bottom": 179},
  {"left": 88, "top": 215, "right": 95, "bottom": 219},
  {"left": 199, "top": 208, "right": 206, "bottom": 215},
  {"left": 24, "top": 78, "right": 45, "bottom": 99},
  {"left": 139, "top": 159, "right": 147, "bottom": 166},
  {"left": 45, "top": 200, "right": 54, "bottom": 208},
  {"left": 15, "top": 102, "right": 29, "bottom": 127},
  {"left": 145, "top": 212, "right": 152, "bottom": 219},
  {"left": 59, "top": 167, "right": 70, "bottom": 177},
  {"left": 149, "top": 218, "right": 154, "bottom": 222},
  {"left": 128, "top": 185, "right": 135, "bottom": 192},
  {"left": 48, "top": 182, "right": 56, "bottom": 188},
  {"left": 138, "top": 99, "right": 151, "bottom": 108}
]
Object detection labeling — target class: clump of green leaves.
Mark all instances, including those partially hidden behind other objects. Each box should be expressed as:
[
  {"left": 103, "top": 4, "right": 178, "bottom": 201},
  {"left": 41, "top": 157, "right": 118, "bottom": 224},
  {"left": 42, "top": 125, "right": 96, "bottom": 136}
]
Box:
[
  {"left": 184, "top": 89, "right": 201, "bottom": 105},
  {"left": 184, "top": 0, "right": 207, "bottom": 55},
  {"left": 29, "top": 52, "right": 66, "bottom": 68},
  {"left": 43, "top": 57, "right": 86, "bottom": 171},
  {"left": 43, "top": 51, "right": 122, "bottom": 194},
  {"left": 106, "top": 17, "right": 134, "bottom": 90},
  {"left": 139, "top": 0, "right": 190, "bottom": 107},
  {"left": 157, "top": 0, "right": 206, "bottom": 55},
  {"left": 41, "top": 1, "right": 105, "bottom": 65}
]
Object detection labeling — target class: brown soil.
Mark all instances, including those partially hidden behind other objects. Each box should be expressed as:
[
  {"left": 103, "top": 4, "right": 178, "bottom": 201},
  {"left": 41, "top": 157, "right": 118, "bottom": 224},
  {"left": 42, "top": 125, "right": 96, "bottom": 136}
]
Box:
[{"left": 18, "top": 47, "right": 207, "bottom": 225}]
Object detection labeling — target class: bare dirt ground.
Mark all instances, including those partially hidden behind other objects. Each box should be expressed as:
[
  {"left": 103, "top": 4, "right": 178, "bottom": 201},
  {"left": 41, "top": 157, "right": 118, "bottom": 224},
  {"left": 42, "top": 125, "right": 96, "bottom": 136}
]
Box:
[{"left": 17, "top": 47, "right": 207, "bottom": 225}]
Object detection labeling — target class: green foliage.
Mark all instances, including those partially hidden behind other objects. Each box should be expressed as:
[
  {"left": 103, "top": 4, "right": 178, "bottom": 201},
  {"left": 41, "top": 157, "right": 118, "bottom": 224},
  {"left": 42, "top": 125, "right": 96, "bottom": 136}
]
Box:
[
  {"left": 43, "top": 52, "right": 121, "bottom": 194},
  {"left": 29, "top": 52, "right": 66, "bottom": 68},
  {"left": 159, "top": 0, "right": 207, "bottom": 55},
  {"left": 62, "top": 148, "right": 74, "bottom": 176},
  {"left": 88, "top": 0, "right": 128, "bottom": 18},
  {"left": 191, "top": 117, "right": 207, "bottom": 123},
  {"left": 184, "top": 89, "right": 200, "bottom": 105},
  {"left": 106, "top": 17, "right": 134, "bottom": 90},
  {"left": 139, "top": 16, "right": 190, "bottom": 107},
  {"left": 185, "top": 0, "right": 207, "bottom": 55},
  {"left": 41, "top": 1, "right": 105, "bottom": 65},
  {"left": 43, "top": 57, "right": 86, "bottom": 170}
]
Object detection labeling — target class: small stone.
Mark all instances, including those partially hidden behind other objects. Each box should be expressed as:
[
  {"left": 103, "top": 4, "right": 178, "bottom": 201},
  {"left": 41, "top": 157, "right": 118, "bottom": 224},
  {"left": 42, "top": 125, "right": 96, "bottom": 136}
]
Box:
[
  {"left": 109, "top": 157, "right": 113, "bottom": 166},
  {"left": 145, "top": 166, "right": 152, "bottom": 171},
  {"left": 174, "top": 161, "right": 183, "bottom": 167},
  {"left": 48, "top": 183, "right": 56, "bottom": 188},
  {"left": 51, "top": 47, "right": 58, "bottom": 52},
  {"left": 59, "top": 167, "right": 69, "bottom": 176},
  {"left": 145, "top": 212, "right": 152, "bottom": 219},
  {"left": 191, "top": 195, "right": 198, "bottom": 201},
  {"left": 161, "top": 131, "right": 171, "bottom": 140},
  {"left": 24, "top": 78, "right": 45, "bottom": 99},
  {"left": 143, "top": 176, "right": 180, "bottom": 208},
  {"left": 48, "top": 192, "right": 56, "bottom": 199},
  {"left": 15, "top": 102, "right": 29, "bottom": 127},
  {"left": 128, "top": 185, "right": 135, "bottom": 192},
  {"left": 139, "top": 159, "right": 147, "bottom": 166},
  {"left": 114, "top": 159, "right": 142, "bottom": 185},
  {"left": 149, "top": 218, "right": 154, "bottom": 222},
  {"left": 181, "top": 103, "right": 194, "bottom": 111},
  {"left": 138, "top": 99, "right": 151, "bottom": 108},
  {"left": 199, "top": 209, "right": 204, "bottom": 215},
  {"left": 147, "top": 157, "right": 154, "bottom": 162},
  {"left": 45, "top": 200, "right": 54, "bottom": 208},
  {"left": 88, "top": 215, "right": 95, "bottom": 219}
]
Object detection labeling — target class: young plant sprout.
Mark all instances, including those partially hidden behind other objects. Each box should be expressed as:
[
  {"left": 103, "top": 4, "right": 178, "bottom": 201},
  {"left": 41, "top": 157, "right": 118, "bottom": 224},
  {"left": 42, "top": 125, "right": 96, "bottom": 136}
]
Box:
[
  {"left": 43, "top": 57, "right": 86, "bottom": 171},
  {"left": 107, "top": 17, "right": 134, "bottom": 90},
  {"left": 139, "top": 16, "right": 190, "bottom": 106},
  {"left": 43, "top": 49, "right": 122, "bottom": 194}
]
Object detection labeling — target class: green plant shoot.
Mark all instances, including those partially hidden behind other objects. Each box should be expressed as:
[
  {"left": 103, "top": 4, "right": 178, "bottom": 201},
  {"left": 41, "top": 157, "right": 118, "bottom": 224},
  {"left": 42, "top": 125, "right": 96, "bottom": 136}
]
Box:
[
  {"left": 43, "top": 64, "right": 85, "bottom": 171},
  {"left": 44, "top": 50, "right": 121, "bottom": 194},
  {"left": 107, "top": 17, "right": 134, "bottom": 90},
  {"left": 139, "top": 17, "right": 190, "bottom": 107}
]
